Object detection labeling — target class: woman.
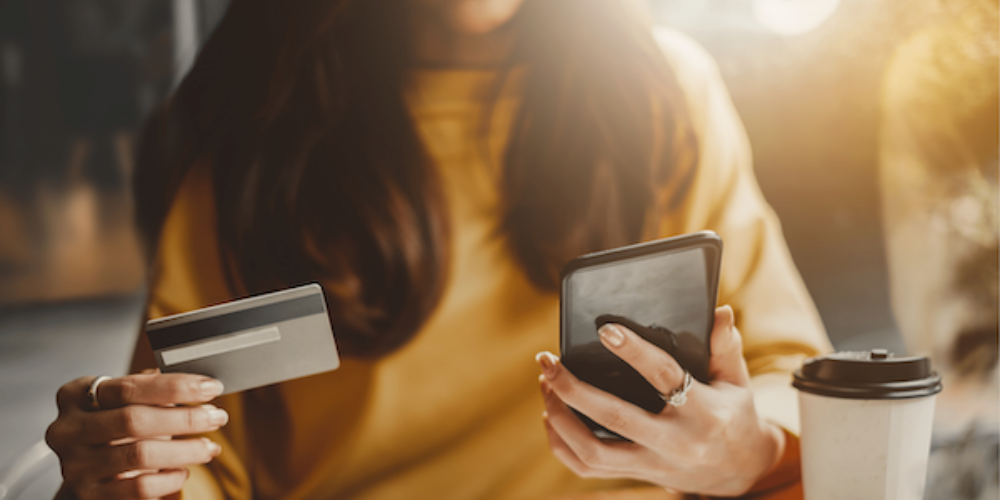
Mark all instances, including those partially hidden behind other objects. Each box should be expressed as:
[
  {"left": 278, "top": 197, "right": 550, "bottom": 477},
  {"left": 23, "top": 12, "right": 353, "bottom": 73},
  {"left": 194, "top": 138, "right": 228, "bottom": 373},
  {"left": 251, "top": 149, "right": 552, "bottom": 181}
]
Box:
[{"left": 45, "top": 0, "right": 830, "bottom": 498}]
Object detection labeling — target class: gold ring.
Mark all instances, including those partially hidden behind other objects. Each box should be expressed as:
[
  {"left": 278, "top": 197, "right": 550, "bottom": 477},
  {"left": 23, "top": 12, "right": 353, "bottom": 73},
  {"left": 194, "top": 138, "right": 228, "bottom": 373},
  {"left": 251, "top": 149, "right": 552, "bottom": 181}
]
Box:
[
  {"left": 660, "top": 371, "right": 693, "bottom": 407},
  {"left": 87, "top": 376, "right": 112, "bottom": 410}
]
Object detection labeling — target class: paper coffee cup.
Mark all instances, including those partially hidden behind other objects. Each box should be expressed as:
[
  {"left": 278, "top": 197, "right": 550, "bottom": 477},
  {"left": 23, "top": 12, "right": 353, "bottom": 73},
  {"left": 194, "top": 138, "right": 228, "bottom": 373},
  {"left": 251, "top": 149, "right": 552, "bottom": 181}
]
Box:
[{"left": 793, "top": 349, "right": 942, "bottom": 500}]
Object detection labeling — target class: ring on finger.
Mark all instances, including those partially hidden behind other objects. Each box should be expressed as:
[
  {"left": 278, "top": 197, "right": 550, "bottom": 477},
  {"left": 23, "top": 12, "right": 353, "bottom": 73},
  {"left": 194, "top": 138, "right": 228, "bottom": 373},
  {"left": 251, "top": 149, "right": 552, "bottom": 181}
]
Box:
[
  {"left": 659, "top": 371, "right": 692, "bottom": 408},
  {"left": 87, "top": 376, "right": 112, "bottom": 411}
]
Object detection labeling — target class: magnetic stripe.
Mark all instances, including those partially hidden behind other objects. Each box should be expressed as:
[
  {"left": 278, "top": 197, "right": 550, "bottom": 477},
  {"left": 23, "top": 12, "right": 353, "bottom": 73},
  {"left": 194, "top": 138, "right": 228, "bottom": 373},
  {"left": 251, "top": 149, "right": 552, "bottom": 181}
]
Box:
[{"left": 147, "top": 293, "right": 326, "bottom": 351}]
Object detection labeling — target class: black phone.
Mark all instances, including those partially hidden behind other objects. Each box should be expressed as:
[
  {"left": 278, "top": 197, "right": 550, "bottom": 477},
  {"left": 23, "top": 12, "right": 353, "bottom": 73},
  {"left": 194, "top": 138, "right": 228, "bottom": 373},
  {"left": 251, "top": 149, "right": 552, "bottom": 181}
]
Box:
[{"left": 559, "top": 231, "right": 723, "bottom": 439}]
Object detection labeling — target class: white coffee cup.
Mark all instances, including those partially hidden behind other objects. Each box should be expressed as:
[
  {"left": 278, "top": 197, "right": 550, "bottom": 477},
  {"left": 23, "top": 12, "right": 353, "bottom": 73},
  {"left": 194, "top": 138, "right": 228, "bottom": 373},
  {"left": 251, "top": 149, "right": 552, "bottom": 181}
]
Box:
[{"left": 793, "top": 349, "right": 942, "bottom": 500}]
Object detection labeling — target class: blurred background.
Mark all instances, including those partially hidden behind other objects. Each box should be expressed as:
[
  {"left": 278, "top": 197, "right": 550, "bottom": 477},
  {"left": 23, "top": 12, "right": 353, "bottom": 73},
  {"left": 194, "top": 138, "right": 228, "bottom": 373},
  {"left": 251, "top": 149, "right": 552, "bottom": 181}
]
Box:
[{"left": 0, "top": 0, "right": 995, "bottom": 498}]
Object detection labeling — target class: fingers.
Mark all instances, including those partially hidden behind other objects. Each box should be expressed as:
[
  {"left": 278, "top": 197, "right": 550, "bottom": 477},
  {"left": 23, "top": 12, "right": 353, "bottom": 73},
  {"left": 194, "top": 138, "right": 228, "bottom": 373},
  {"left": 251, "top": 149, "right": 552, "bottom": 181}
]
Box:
[
  {"left": 539, "top": 375, "right": 646, "bottom": 476},
  {"left": 56, "top": 377, "right": 97, "bottom": 413},
  {"left": 82, "top": 438, "right": 221, "bottom": 481},
  {"left": 58, "top": 374, "right": 223, "bottom": 414},
  {"left": 596, "top": 323, "right": 688, "bottom": 398},
  {"left": 542, "top": 413, "right": 616, "bottom": 479},
  {"left": 94, "top": 373, "right": 225, "bottom": 410},
  {"left": 708, "top": 305, "right": 750, "bottom": 387},
  {"left": 50, "top": 372, "right": 223, "bottom": 500},
  {"left": 79, "top": 404, "right": 229, "bottom": 445},
  {"left": 535, "top": 352, "right": 665, "bottom": 445},
  {"left": 75, "top": 468, "right": 189, "bottom": 500}
]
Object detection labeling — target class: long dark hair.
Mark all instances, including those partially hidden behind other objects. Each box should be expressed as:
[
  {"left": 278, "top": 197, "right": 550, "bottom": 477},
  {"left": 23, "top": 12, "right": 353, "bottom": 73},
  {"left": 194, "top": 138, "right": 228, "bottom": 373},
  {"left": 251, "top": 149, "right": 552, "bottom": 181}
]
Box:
[{"left": 135, "top": 0, "right": 698, "bottom": 358}]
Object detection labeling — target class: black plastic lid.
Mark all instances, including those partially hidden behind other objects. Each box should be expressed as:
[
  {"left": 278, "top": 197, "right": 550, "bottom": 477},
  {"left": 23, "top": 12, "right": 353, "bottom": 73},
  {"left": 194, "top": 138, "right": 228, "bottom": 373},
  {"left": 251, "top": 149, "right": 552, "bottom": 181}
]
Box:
[{"left": 792, "top": 349, "right": 943, "bottom": 400}]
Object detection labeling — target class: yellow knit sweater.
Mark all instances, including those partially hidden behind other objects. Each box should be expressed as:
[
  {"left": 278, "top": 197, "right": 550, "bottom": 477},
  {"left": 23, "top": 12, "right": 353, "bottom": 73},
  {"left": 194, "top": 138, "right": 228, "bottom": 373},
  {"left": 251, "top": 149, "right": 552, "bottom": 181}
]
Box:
[{"left": 137, "top": 28, "right": 830, "bottom": 500}]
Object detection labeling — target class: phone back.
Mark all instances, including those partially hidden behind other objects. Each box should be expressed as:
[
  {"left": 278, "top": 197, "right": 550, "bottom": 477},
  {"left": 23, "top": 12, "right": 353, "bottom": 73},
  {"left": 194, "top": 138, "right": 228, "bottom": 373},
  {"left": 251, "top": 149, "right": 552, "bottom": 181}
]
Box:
[{"left": 560, "top": 231, "right": 722, "bottom": 437}]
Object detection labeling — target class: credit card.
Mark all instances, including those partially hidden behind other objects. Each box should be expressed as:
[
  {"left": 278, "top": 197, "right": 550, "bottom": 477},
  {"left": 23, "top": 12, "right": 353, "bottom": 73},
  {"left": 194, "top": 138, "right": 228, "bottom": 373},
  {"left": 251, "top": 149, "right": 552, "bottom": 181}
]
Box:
[{"left": 146, "top": 283, "right": 340, "bottom": 394}]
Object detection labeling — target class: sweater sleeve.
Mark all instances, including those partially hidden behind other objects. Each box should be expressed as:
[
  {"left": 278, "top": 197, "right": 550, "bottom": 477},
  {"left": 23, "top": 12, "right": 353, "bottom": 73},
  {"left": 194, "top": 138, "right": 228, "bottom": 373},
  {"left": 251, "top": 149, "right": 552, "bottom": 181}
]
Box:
[{"left": 652, "top": 27, "right": 833, "bottom": 437}]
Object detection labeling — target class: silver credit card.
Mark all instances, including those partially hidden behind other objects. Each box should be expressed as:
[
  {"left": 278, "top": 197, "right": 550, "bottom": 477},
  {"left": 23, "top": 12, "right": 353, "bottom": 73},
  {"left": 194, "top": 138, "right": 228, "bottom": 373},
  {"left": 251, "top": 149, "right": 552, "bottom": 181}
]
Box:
[{"left": 147, "top": 283, "right": 340, "bottom": 394}]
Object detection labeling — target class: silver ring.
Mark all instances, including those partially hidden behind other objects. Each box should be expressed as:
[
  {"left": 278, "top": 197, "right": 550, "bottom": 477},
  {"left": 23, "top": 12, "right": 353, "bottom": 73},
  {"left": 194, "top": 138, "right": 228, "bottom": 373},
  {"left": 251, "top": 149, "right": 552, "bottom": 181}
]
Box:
[
  {"left": 660, "top": 371, "right": 693, "bottom": 408},
  {"left": 87, "top": 376, "right": 112, "bottom": 410}
]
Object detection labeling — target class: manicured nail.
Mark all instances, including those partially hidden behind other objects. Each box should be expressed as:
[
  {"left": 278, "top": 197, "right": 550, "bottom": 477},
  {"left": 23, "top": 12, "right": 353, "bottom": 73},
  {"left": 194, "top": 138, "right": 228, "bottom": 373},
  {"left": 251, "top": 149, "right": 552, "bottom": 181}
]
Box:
[
  {"left": 204, "top": 405, "right": 229, "bottom": 426},
  {"left": 202, "top": 438, "right": 221, "bottom": 456},
  {"left": 200, "top": 380, "right": 224, "bottom": 399},
  {"left": 120, "top": 469, "right": 142, "bottom": 479},
  {"left": 535, "top": 351, "right": 559, "bottom": 378},
  {"left": 599, "top": 324, "right": 625, "bottom": 347}
]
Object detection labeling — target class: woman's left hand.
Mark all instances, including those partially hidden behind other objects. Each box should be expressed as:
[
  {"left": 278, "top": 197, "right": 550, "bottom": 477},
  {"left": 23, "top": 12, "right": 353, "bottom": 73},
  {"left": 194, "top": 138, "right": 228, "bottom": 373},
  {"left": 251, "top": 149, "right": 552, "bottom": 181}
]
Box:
[{"left": 536, "top": 305, "right": 785, "bottom": 497}]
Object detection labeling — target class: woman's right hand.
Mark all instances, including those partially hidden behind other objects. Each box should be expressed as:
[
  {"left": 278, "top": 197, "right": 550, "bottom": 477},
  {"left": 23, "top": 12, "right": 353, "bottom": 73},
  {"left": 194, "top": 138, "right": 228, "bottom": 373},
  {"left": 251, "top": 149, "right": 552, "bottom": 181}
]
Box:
[{"left": 45, "top": 372, "right": 228, "bottom": 500}]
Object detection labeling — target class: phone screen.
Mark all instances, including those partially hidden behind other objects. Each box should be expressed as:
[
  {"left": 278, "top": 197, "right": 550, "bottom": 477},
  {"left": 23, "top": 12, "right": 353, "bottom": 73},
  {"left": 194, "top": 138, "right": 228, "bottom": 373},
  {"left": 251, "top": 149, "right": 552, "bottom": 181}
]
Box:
[{"left": 562, "top": 245, "right": 717, "bottom": 422}]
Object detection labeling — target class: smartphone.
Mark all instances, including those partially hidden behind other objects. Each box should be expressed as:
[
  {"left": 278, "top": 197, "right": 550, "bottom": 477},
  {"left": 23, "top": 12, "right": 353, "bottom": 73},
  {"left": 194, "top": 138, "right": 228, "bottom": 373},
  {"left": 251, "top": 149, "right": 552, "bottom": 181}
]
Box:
[{"left": 559, "top": 231, "right": 722, "bottom": 439}]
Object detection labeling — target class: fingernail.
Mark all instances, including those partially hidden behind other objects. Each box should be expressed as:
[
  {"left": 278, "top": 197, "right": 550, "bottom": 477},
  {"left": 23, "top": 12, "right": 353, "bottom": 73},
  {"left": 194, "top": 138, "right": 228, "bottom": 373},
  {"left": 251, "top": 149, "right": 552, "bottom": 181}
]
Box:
[
  {"left": 599, "top": 324, "right": 625, "bottom": 347},
  {"left": 200, "top": 380, "right": 224, "bottom": 399},
  {"left": 202, "top": 438, "right": 221, "bottom": 456},
  {"left": 205, "top": 406, "right": 229, "bottom": 427},
  {"left": 535, "top": 352, "right": 559, "bottom": 378},
  {"left": 541, "top": 410, "right": 549, "bottom": 421}
]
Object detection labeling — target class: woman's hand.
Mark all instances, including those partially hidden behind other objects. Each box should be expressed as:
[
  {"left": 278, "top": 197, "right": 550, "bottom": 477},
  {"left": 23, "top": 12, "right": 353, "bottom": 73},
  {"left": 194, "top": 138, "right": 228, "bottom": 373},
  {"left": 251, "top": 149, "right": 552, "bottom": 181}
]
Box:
[
  {"left": 45, "top": 371, "right": 228, "bottom": 500},
  {"left": 536, "top": 305, "right": 785, "bottom": 497}
]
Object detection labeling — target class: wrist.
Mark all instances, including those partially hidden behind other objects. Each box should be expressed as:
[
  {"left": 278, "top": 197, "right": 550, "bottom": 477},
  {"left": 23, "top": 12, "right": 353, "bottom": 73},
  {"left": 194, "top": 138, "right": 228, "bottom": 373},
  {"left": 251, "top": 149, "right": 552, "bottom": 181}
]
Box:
[
  {"left": 735, "top": 418, "right": 787, "bottom": 495},
  {"left": 757, "top": 418, "right": 787, "bottom": 480},
  {"left": 734, "top": 418, "right": 787, "bottom": 496},
  {"left": 705, "top": 417, "right": 788, "bottom": 497}
]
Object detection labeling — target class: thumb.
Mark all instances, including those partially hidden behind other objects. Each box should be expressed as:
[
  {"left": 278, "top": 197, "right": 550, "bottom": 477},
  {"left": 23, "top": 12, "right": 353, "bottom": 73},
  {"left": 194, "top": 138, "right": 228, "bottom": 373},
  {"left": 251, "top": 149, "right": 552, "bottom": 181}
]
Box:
[{"left": 709, "top": 305, "right": 751, "bottom": 387}]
